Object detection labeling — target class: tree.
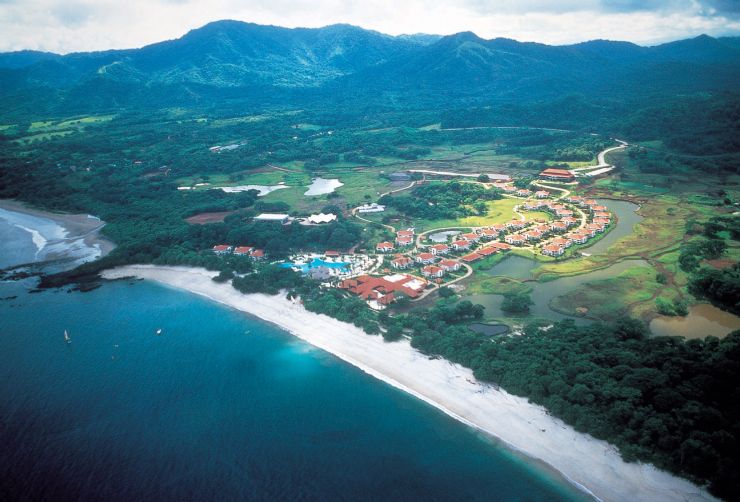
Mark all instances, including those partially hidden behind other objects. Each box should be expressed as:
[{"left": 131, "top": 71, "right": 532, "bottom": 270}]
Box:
[
  {"left": 477, "top": 174, "right": 490, "bottom": 182},
  {"left": 501, "top": 292, "right": 533, "bottom": 313}
]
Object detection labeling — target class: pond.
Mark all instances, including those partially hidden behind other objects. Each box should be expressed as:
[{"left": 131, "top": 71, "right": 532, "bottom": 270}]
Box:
[
  {"left": 483, "top": 255, "right": 536, "bottom": 280},
  {"left": 649, "top": 304, "right": 740, "bottom": 339},
  {"left": 428, "top": 230, "right": 460, "bottom": 243},
  {"left": 585, "top": 199, "right": 642, "bottom": 255},
  {"left": 305, "top": 178, "right": 343, "bottom": 196},
  {"left": 468, "top": 323, "right": 510, "bottom": 336},
  {"left": 468, "top": 259, "right": 649, "bottom": 323},
  {"left": 219, "top": 185, "right": 288, "bottom": 196}
]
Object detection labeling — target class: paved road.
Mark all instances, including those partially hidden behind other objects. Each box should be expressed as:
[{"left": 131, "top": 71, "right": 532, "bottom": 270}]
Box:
[{"left": 572, "top": 140, "right": 629, "bottom": 172}]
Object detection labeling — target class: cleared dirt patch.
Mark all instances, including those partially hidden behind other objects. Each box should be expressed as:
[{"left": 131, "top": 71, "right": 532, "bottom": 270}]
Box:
[{"left": 185, "top": 211, "right": 235, "bottom": 224}]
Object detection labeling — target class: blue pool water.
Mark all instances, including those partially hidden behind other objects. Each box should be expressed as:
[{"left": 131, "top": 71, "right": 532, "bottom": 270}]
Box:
[{"left": 281, "top": 257, "right": 350, "bottom": 274}]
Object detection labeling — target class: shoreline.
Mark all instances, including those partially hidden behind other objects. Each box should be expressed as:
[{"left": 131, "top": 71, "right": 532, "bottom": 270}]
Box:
[
  {"left": 102, "top": 264, "right": 717, "bottom": 502},
  {"left": 0, "top": 199, "right": 115, "bottom": 263}
]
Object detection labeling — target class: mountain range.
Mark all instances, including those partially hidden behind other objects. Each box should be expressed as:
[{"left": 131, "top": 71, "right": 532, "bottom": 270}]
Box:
[{"left": 1, "top": 20, "right": 738, "bottom": 117}]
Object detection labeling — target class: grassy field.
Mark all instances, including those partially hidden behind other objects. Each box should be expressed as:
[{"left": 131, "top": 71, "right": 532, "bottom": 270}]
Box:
[{"left": 549, "top": 265, "right": 662, "bottom": 322}]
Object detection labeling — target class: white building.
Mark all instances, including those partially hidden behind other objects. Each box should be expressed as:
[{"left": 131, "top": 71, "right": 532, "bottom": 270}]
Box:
[
  {"left": 254, "top": 213, "right": 290, "bottom": 223},
  {"left": 357, "top": 203, "right": 386, "bottom": 213},
  {"left": 307, "top": 213, "right": 337, "bottom": 224}
]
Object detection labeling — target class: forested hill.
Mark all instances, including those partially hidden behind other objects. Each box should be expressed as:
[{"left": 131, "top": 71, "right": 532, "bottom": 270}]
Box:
[{"left": 0, "top": 20, "right": 739, "bottom": 118}]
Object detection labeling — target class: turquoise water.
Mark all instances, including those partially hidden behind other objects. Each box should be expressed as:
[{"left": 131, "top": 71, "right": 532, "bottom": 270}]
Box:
[
  {"left": 281, "top": 257, "right": 349, "bottom": 274},
  {"left": 0, "top": 207, "right": 591, "bottom": 501},
  {"left": 0, "top": 280, "right": 590, "bottom": 501}
]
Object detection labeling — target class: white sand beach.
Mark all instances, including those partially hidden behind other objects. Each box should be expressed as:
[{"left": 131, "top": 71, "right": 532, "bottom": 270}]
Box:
[
  {"left": 103, "top": 265, "right": 717, "bottom": 502},
  {"left": 0, "top": 199, "right": 115, "bottom": 264}
]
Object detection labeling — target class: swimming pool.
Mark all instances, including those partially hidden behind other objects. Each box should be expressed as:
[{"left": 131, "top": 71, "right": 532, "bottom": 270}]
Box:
[{"left": 281, "top": 258, "right": 350, "bottom": 274}]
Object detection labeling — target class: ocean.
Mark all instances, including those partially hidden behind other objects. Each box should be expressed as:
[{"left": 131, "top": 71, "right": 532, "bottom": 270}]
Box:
[{"left": 0, "top": 209, "right": 590, "bottom": 501}]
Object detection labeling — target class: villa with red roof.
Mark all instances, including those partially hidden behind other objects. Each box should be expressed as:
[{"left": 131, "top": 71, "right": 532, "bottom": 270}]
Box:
[
  {"left": 422, "top": 265, "right": 445, "bottom": 279},
  {"left": 376, "top": 241, "right": 395, "bottom": 253},
  {"left": 396, "top": 235, "right": 414, "bottom": 246},
  {"left": 460, "top": 232, "right": 480, "bottom": 242},
  {"left": 451, "top": 239, "right": 472, "bottom": 251},
  {"left": 439, "top": 259, "right": 461, "bottom": 272},
  {"left": 415, "top": 253, "right": 436, "bottom": 265},
  {"left": 250, "top": 249, "right": 265, "bottom": 260},
  {"left": 569, "top": 232, "right": 590, "bottom": 244},
  {"left": 233, "top": 246, "right": 253, "bottom": 255},
  {"left": 539, "top": 168, "right": 575, "bottom": 181},
  {"left": 212, "top": 245, "right": 232, "bottom": 254},
  {"left": 550, "top": 221, "right": 568, "bottom": 232},
  {"left": 561, "top": 217, "right": 578, "bottom": 227},
  {"left": 535, "top": 190, "right": 550, "bottom": 198},
  {"left": 505, "top": 234, "right": 527, "bottom": 245},
  {"left": 542, "top": 244, "right": 565, "bottom": 257},
  {"left": 461, "top": 252, "right": 483, "bottom": 262},
  {"left": 550, "top": 237, "right": 572, "bottom": 248},
  {"left": 430, "top": 243, "right": 450, "bottom": 255},
  {"left": 477, "top": 246, "right": 498, "bottom": 257},
  {"left": 391, "top": 255, "right": 414, "bottom": 269},
  {"left": 487, "top": 242, "right": 512, "bottom": 251},
  {"left": 515, "top": 189, "right": 533, "bottom": 197},
  {"left": 525, "top": 230, "right": 543, "bottom": 241},
  {"left": 478, "top": 228, "right": 499, "bottom": 240}
]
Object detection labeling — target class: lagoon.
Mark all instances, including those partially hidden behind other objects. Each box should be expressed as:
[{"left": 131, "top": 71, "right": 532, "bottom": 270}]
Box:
[{"left": 304, "top": 177, "right": 343, "bottom": 196}]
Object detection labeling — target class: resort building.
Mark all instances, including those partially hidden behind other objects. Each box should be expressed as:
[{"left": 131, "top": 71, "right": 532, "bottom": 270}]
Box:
[
  {"left": 539, "top": 168, "right": 575, "bottom": 181},
  {"left": 556, "top": 209, "right": 574, "bottom": 217},
  {"left": 250, "top": 249, "right": 265, "bottom": 260},
  {"left": 542, "top": 244, "right": 565, "bottom": 257},
  {"left": 583, "top": 199, "right": 598, "bottom": 207},
  {"left": 439, "top": 259, "right": 461, "bottom": 272},
  {"left": 357, "top": 203, "right": 386, "bottom": 213},
  {"left": 451, "top": 239, "right": 472, "bottom": 251},
  {"left": 391, "top": 255, "right": 414, "bottom": 269},
  {"left": 376, "top": 241, "right": 395, "bottom": 253},
  {"left": 505, "top": 234, "right": 527, "bottom": 245},
  {"left": 338, "top": 274, "right": 427, "bottom": 305},
  {"left": 535, "top": 190, "right": 550, "bottom": 199},
  {"left": 422, "top": 265, "right": 445, "bottom": 279},
  {"left": 489, "top": 224, "right": 507, "bottom": 234},
  {"left": 561, "top": 217, "right": 578, "bottom": 227},
  {"left": 460, "top": 232, "right": 480, "bottom": 242},
  {"left": 593, "top": 218, "right": 611, "bottom": 226},
  {"left": 586, "top": 223, "right": 606, "bottom": 233},
  {"left": 254, "top": 213, "right": 290, "bottom": 224},
  {"left": 590, "top": 205, "right": 609, "bottom": 213},
  {"left": 415, "top": 253, "right": 436, "bottom": 265},
  {"left": 397, "top": 229, "right": 415, "bottom": 238},
  {"left": 515, "top": 189, "right": 533, "bottom": 197},
  {"left": 212, "top": 245, "right": 232, "bottom": 254},
  {"left": 307, "top": 213, "right": 337, "bottom": 224},
  {"left": 593, "top": 211, "right": 611, "bottom": 219},
  {"left": 430, "top": 244, "right": 450, "bottom": 255},
  {"left": 233, "top": 246, "right": 253, "bottom": 255},
  {"left": 567, "top": 195, "right": 584, "bottom": 204}
]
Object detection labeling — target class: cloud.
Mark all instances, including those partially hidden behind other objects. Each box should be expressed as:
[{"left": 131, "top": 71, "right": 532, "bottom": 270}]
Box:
[{"left": 0, "top": 0, "right": 738, "bottom": 53}]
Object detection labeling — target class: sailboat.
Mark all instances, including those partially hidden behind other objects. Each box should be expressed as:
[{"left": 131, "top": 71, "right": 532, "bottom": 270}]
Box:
[
  {"left": 64, "top": 330, "right": 71, "bottom": 344},
  {"left": 156, "top": 328, "right": 162, "bottom": 336}
]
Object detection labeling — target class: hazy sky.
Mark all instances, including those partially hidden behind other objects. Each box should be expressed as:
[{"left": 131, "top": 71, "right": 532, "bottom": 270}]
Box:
[{"left": 1, "top": 0, "right": 739, "bottom": 53}]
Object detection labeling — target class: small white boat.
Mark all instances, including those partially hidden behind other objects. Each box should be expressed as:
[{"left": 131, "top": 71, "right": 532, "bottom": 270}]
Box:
[
  {"left": 64, "top": 330, "right": 71, "bottom": 344},
  {"left": 156, "top": 328, "right": 162, "bottom": 335}
]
